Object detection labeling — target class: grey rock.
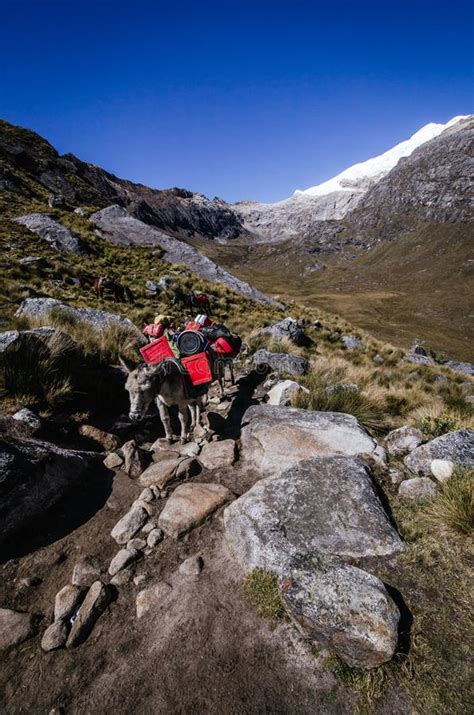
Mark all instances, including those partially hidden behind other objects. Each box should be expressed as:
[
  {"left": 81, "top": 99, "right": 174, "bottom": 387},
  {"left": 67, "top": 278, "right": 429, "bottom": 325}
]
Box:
[
  {"left": 280, "top": 553, "right": 399, "bottom": 669},
  {"left": 341, "top": 335, "right": 363, "bottom": 349},
  {"left": 179, "top": 441, "right": 201, "bottom": 457},
  {"left": 198, "top": 440, "right": 236, "bottom": 470},
  {"left": 12, "top": 408, "right": 42, "bottom": 432},
  {"left": 138, "top": 487, "right": 154, "bottom": 503},
  {"left": 260, "top": 318, "right": 309, "bottom": 346},
  {"left": 410, "top": 343, "right": 428, "bottom": 356},
  {"left": 445, "top": 360, "right": 474, "bottom": 377},
  {"left": 240, "top": 404, "right": 383, "bottom": 477},
  {"left": 127, "top": 538, "right": 147, "bottom": 551},
  {"left": 252, "top": 349, "right": 310, "bottom": 376},
  {"left": 146, "top": 528, "right": 164, "bottom": 548},
  {"left": 41, "top": 619, "right": 69, "bottom": 651},
  {"left": 0, "top": 439, "right": 103, "bottom": 547},
  {"left": 108, "top": 548, "right": 140, "bottom": 576},
  {"left": 145, "top": 280, "right": 160, "bottom": 293},
  {"left": 224, "top": 456, "right": 403, "bottom": 575},
  {"left": 404, "top": 354, "right": 435, "bottom": 367},
  {"left": 398, "top": 477, "right": 437, "bottom": 501},
  {"left": 122, "top": 440, "right": 150, "bottom": 479},
  {"left": 111, "top": 504, "right": 148, "bottom": 544},
  {"left": 404, "top": 429, "right": 474, "bottom": 476},
  {"left": 71, "top": 556, "right": 102, "bottom": 587},
  {"left": 79, "top": 425, "right": 120, "bottom": 451},
  {"left": 0, "top": 608, "right": 35, "bottom": 650},
  {"left": 66, "top": 581, "right": 110, "bottom": 648},
  {"left": 267, "top": 379, "right": 309, "bottom": 406},
  {"left": 388, "top": 469, "right": 405, "bottom": 486},
  {"left": 54, "top": 584, "right": 83, "bottom": 621},
  {"left": 384, "top": 426, "right": 424, "bottom": 456},
  {"left": 372, "top": 353, "right": 384, "bottom": 364},
  {"left": 15, "top": 298, "right": 144, "bottom": 339},
  {"left": 74, "top": 207, "right": 86, "bottom": 216},
  {"left": 158, "top": 482, "right": 233, "bottom": 538},
  {"left": 110, "top": 567, "right": 133, "bottom": 586},
  {"left": 430, "top": 459, "right": 455, "bottom": 483},
  {"left": 139, "top": 454, "right": 183, "bottom": 487},
  {"left": 14, "top": 213, "right": 87, "bottom": 254},
  {"left": 179, "top": 555, "right": 204, "bottom": 579},
  {"left": 103, "top": 452, "right": 124, "bottom": 469},
  {"left": 48, "top": 194, "right": 65, "bottom": 208}
]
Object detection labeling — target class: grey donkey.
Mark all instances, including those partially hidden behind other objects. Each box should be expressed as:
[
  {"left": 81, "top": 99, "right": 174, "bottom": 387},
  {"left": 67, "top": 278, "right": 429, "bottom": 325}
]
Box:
[{"left": 120, "top": 358, "right": 206, "bottom": 442}]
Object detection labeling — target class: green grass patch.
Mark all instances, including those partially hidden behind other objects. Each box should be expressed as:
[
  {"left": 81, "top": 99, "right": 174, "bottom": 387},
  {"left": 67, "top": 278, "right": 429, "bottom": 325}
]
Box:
[{"left": 242, "top": 569, "right": 287, "bottom": 624}]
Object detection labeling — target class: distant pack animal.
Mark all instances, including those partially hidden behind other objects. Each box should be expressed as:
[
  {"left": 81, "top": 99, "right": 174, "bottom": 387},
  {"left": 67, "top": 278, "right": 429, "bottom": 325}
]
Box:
[
  {"left": 95, "top": 275, "right": 134, "bottom": 303},
  {"left": 171, "top": 288, "right": 212, "bottom": 316},
  {"left": 120, "top": 358, "right": 206, "bottom": 442}
]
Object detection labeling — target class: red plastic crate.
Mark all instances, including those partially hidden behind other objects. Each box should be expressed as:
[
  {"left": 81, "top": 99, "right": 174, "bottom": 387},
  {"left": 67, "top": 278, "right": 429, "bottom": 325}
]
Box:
[
  {"left": 181, "top": 352, "right": 213, "bottom": 385},
  {"left": 140, "top": 336, "right": 174, "bottom": 364}
]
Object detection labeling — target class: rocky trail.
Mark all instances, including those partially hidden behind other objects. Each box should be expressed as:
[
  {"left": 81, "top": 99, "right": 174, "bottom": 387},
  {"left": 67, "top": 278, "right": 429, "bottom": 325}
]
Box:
[{"left": 2, "top": 337, "right": 473, "bottom": 713}]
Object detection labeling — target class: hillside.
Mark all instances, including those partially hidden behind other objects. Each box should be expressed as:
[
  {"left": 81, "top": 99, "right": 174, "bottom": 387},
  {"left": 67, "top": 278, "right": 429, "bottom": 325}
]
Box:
[{"left": 0, "top": 117, "right": 473, "bottom": 715}]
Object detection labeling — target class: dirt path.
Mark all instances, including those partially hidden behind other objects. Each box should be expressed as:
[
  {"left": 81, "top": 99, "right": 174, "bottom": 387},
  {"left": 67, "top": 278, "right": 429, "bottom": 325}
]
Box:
[{"left": 0, "top": 373, "right": 351, "bottom": 714}]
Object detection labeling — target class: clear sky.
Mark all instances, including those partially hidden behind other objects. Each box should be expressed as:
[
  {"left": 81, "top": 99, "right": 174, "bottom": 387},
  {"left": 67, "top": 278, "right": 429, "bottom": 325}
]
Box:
[{"left": 1, "top": 0, "right": 472, "bottom": 202}]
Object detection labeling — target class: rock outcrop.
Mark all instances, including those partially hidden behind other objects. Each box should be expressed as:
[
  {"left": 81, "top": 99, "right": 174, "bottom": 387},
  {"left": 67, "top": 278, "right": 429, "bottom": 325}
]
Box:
[
  {"left": 404, "top": 429, "right": 474, "bottom": 476},
  {"left": 240, "top": 405, "right": 383, "bottom": 477},
  {"left": 224, "top": 456, "right": 404, "bottom": 573},
  {"left": 280, "top": 554, "right": 400, "bottom": 668},
  {"left": 252, "top": 349, "right": 310, "bottom": 376},
  {"left": 14, "top": 213, "right": 88, "bottom": 254}
]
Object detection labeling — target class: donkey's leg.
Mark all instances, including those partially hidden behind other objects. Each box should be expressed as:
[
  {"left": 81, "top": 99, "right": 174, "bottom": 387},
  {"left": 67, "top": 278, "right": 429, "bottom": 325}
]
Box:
[
  {"left": 178, "top": 405, "right": 190, "bottom": 443},
  {"left": 229, "top": 359, "right": 235, "bottom": 386},
  {"left": 157, "top": 400, "right": 174, "bottom": 442},
  {"left": 188, "top": 402, "right": 197, "bottom": 430}
]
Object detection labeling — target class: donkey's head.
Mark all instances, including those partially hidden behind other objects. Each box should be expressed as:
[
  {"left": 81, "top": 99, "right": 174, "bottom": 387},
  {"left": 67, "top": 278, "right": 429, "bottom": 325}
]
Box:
[{"left": 120, "top": 359, "right": 161, "bottom": 422}]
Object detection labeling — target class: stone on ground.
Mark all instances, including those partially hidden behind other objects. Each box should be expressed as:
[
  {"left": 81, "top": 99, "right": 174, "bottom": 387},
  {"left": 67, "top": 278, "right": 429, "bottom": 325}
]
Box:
[
  {"left": 147, "top": 528, "right": 164, "bottom": 548},
  {"left": 54, "top": 584, "right": 83, "bottom": 621},
  {"left": 198, "top": 440, "right": 236, "bottom": 470},
  {"left": 252, "top": 349, "right": 310, "bottom": 376},
  {"left": 240, "top": 405, "right": 383, "bottom": 477},
  {"left": 139, "top": 454, "right": 183, "bottom": 487},
  {"left": 398, "top": 477, "right": 437, "bottom": 501},
  {"left": 111, "top": 503, "right": 148, "bottom": 544},
  {"left": 41, "top": 619, "right": 69, "bottom": 652},
  {"left": 12, "top": 408, "right": 42, "bottom": 432},
  {"left": 280, "top": 554, "right": 399, "bottom": 669},
  {"left": 103, "top": 452, "right": 124, "bottom": 469},
  {"left": 66, "top": 581, "right": 110, "bottom": 648},
  {"left": 179, "top": 555, "right": 204, "bottom": 580},
  {"left": 341, "top": 335, "right": 363, "bottom": 349},
  {"left": 224, "top": 456, "right": 403, "bottom": 574},
  {"left": 404, "top": 429, "right": 474, "bottom": 476},
  {"left": 108, "top": 548, "right": 140, "bottom": 576},
  {"left": 14, "top": 214, "right": 87, "bottom": 254},
  {"left": 267, "top": 379, "right": 309, "bottom": 406},
  {"left": 260, "top": 318, "right": 309, "bottom": 346},
  {"left": 122, "top": 440, "right": 150, "bottom": 479},
  {"left": 158, "top": 483, "right": 233, "bottom": 538},
  {"left": 179, "top": 441, "right": 201, "bottom": 457},
  {"left": 384, "top": 426, "right": 424, "bottom": 456},
  {"left": 0, "top": 608, "right": 35, "bottom": 650},
  {"left": 175, "top": 457, "right": 201, "bottom": 480},
  {"left": 136, "top": 581, "right": 172, "bottom": 619},
  {"left": 71, "top": 556, "right": 102, "bottom": 587}
]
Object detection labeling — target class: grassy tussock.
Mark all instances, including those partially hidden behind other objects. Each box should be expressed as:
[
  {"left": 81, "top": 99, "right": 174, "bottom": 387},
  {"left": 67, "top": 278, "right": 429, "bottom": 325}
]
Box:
[
  {"left": 242, "top": 569, "right": 287, "bottom": 624},
  {"left": 424, "top": 468, "right": 474, "bottom": 536}
]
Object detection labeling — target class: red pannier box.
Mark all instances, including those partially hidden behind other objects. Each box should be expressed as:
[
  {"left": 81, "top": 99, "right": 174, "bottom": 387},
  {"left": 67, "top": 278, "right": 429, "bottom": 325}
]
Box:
[
  {"left": 140, "top": 336, "right": 174, "bottom": 364},
  {"left": 185, "top": 321, "right": 202, "bottom": 331},
  {"left": 212, "top": 336, "right": 238, "bottom": 358},
  {"left": 181, "top": 352, "right": 213, "bottom": 386}
]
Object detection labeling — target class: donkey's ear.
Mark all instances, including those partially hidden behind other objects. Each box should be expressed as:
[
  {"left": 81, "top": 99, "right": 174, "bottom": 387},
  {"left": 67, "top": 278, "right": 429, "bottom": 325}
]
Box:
[{"left": 118, "top": 356, "right": 132, "bottom": 374}]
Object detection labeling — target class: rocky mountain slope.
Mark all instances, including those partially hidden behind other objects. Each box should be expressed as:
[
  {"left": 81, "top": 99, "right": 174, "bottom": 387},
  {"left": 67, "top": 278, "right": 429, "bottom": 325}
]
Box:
[{"left": 234, "top": 115, "right": 471, "bottom": 242}]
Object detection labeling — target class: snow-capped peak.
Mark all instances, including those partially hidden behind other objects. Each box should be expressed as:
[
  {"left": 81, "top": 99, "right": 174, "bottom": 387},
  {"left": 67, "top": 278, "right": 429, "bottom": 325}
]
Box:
[{"left": 294, "top": 115, "right": 468, "bottom": 198}]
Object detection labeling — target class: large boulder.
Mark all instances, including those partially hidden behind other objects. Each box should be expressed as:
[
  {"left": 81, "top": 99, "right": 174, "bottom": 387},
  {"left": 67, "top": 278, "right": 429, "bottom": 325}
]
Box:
[
  {"left": 224, "top": 456, "right": 404, "bottom": 573},
  {"left": 444, "top": 360, "right": 474, "bottom": 378},
  {"left": 0, "top": 439, "right": 104, "bottom": 548},
  {"left": 14, "top": 213, "right": 88, "bottom": 254},
  {"left": 15, "top": 298, "right": 144, "bottom": 339},
  {"left": 158, "top": 482, "right": 233, "bottom": 538},
  {"left": 404, "top": 429, "right": 474, "bottom": 476},
  {"left": 198, "top": 440, "right": 236, "bottom": 470},
  {"left": 280, "top": 554, "right": 399, "bottom": 669},
  {"left": 240, "top": 405, "right": 384, "bottom": 477},
  {"left": 260, "top": 318, "right": 310, "bottom": 347},
  {"left": 252, "top": 349, "right": 310, "bottom": 377}
]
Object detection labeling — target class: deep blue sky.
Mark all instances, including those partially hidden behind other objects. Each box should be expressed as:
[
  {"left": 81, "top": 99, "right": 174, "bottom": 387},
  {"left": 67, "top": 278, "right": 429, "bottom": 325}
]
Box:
[{"left": 1, "top": 0, "right": 472, "bottom": 202}]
